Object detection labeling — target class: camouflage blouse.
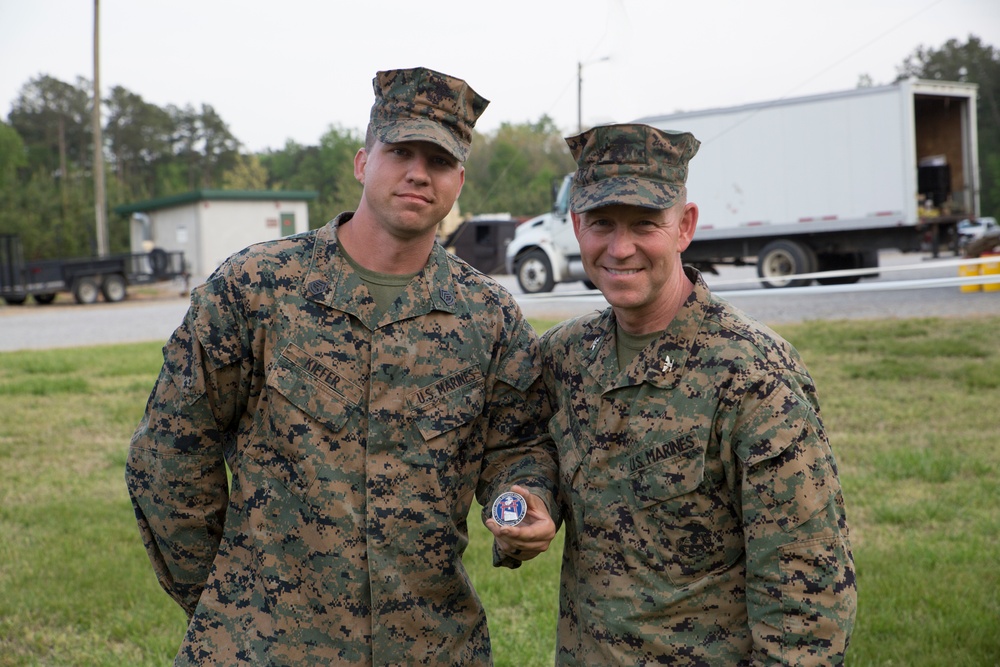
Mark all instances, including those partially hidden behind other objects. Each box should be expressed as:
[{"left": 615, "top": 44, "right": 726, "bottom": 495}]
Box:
[
  {"left": 126, "top": 214, "right": 558, "bottom": 666},
  {"left": 541, "top": 268, "right": 856, "bottom": 665}
]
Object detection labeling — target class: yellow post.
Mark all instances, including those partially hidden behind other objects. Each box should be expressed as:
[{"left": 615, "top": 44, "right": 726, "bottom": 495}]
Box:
[
  {"left": 959, "top": 261, "right": 981, "bottom": 293},
  {"left": 981, "top": 253, "right": 1000, "bottom": 293}
]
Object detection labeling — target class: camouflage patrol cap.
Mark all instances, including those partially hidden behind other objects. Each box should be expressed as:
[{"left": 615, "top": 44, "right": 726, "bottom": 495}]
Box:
[
  {"left": 369, "top": 67, "right": 489, "bottom": 162},
  {"left": 566, "top": 123, "right": 700, "bottom": 212}
]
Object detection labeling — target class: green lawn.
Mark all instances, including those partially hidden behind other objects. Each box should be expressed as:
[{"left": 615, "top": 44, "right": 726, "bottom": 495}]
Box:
[{"left": 0, "top": 315, "right": 998, "bottom": 666}]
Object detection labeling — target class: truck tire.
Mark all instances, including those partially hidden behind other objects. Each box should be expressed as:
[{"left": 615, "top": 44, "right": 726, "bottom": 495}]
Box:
[
  {"left": 516, "top": 249, "right": 555, "bottom": 293},
  {"left": 757, "top": 240, "right": 816, "bottom": 288},
  {"left": 101, "top": 274, "right": 127, "bottom": 302},
  {"left": 72, "top": 277, "right": 100, "bottom": 304},
  {"left": 33, "top": 293, "right": 57, "bottom": 305},
  {"left": 3, "top": 295, "right": 27, "bottom": 306}
]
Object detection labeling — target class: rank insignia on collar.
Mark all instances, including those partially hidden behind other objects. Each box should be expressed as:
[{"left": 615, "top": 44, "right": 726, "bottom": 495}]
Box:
[
  {"left": 439, "top": 288, "right": 456, "bottom": 306},
  {"left": 308, "top": 279, "right": 328, "bottom": 296}
]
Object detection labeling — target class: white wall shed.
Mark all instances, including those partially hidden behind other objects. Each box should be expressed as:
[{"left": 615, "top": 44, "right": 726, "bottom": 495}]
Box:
[{"left": 115, "top": 190, "right": 317, "bottom": 282}]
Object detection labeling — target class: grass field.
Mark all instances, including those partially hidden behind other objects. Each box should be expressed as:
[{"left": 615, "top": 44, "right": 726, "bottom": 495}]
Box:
[{"left": 1, "top": 315, "right": 998, "bottom": 666}]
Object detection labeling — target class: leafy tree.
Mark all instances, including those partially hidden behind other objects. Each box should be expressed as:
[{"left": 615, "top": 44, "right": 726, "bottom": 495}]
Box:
[
  {"left": 260, "top": 126, "right": 363, "bottom": 228},
  {"left": 222, "top": 154, "right": 269, "bottom": 190},
  {"left": 0, "top": 165, "right": 95, "bottom": 259},
  {"left": 0, "top": 123, "right": 28, "bottom": 244},
  {"left": 1, "top": 75, "right": 583, "bottom": 259},
  {"left": 461, "top": 115, "right": 575, "bottom": 218},
  {"left": 165, "top": 103, "right": 240, "bottom": 191},
  {"left": 0, "top": 121, "right": 26, "bottom": 186},
  {"left": 105, "top": 85, "right": 174, "bottom": 200},
  {"left": 314, "top": 125, "right": 364, "bottom": 223},
  {"left": 896, "top": 35, "right": 1000, "bottom": 217},
  {"left": 260, "top": 139, "right": 314, "bottom": 189},
  {"left": 7, "top": 74, "right": 94, "bottom": 227},
  {"left": 7, "top": 75, "right": 93, "bottom": 178},
  {"left": 197, "top": 104, "right": 240, "bottom": 186}
]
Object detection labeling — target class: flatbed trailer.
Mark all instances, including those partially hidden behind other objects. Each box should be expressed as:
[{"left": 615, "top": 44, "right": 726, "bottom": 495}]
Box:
[{"left": 0, "top": 234, "right": 187, "bottom": 305}]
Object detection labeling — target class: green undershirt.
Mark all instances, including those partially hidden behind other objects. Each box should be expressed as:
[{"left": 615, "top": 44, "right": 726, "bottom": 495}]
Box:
[
  {"left": 339, "top": 242, "right": 419, "bottom": 315},
  {"left": 616, "top": 322, "right": 662, "bottom": 369}
]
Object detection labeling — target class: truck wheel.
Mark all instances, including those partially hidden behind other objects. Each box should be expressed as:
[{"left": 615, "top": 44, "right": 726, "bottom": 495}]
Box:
[
  {"left": 3, "top": 295, "right": 27, "bottom": 306},
  {"left": 516, "top": 250, "right": 555, "bottom": 293},
  {"left": 72, "top": 277, "right": 100, "bottom": 304},
  {"left": 757, "top": 240, "right": 816, "bottom": 288},
  {"left": 101, "top": 274, "right": 127, "bottom": 302},
  {"left": 33, "top": 293, "right": 57, "bottom": 305}
]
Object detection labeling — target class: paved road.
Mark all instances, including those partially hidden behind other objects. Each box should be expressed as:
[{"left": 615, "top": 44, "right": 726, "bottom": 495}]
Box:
[
  {"left": 503, "top": 250, "right": 1000, "bottom": 323},
  {"left": 2, "top": 252, "right": 998, "bottom": 352}
]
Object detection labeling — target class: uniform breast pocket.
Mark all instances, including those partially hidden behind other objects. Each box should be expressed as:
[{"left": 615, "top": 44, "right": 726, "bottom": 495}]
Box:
[
  {"left": 248, "top": 346, "right": 361, "bottom": 500},
  {"left": 406, "top": 367, "right": 485, "bottom": 480},
  {"left": 627, "top": 432, "right": 743, "bottom": 586}
]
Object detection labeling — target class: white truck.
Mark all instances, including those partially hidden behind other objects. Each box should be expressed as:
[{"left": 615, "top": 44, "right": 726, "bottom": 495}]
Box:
[{"left": 505, "top": 78, "right": 980, "bottom": 291}]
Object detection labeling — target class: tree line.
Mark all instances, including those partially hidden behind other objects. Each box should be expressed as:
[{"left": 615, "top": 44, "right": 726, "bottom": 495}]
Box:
[{"left": 1, "top": 36, "right": 996, "bottom": 261}]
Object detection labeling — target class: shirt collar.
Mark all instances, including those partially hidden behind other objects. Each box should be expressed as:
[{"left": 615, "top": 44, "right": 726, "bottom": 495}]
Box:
[
  {"left": 302, "top": 213, "right": 462, "bottom": 326},
  {"left": 583, "top": 266, "right": 711, "bottom": 390}
]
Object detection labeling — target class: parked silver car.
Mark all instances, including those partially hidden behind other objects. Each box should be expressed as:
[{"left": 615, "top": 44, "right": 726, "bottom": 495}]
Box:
[{"left": 957, "top": 216, "right": 999, "bottom": 247}]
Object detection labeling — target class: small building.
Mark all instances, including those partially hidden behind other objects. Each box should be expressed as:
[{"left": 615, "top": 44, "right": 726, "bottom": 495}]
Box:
[{"left": 114, "top": 190, "right": 317, "bottom": 282}]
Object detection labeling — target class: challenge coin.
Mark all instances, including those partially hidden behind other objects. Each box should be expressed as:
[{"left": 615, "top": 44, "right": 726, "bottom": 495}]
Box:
[{"left": 492, "top": 491, "right": 527, "bottom": 527}]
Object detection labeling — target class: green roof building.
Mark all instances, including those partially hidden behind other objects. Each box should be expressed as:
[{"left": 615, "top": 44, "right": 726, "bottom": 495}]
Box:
[{"left": 114, "top": 190, "right": 317, "bottom": 281}]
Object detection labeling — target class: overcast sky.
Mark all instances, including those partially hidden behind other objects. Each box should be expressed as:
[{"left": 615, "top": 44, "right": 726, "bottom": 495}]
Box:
[{"left": 2, "top": 0, "right": 998, "bottom": 153}]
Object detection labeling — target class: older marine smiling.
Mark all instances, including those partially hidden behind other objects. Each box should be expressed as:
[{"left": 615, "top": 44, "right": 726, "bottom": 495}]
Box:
[{"left": 573, "top": 202, "right": 698, "bottom": 334}]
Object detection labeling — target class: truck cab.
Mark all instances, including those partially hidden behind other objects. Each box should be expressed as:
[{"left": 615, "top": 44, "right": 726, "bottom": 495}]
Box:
[{"left": 505, "top": 173, "right": 594, "bottom": 293}]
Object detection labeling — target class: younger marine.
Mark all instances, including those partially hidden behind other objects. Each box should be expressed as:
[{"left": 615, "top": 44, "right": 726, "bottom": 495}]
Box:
[{"left": 126, "top": 67, "right": 559, "bottom": 666}]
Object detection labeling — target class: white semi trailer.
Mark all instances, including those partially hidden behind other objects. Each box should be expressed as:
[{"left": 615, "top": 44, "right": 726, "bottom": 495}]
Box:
[{"left": 506, "top": 78, "right": 980, "bottom": 291}]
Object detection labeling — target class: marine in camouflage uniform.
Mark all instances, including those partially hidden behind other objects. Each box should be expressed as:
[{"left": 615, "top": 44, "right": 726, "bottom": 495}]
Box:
[
  {"left": 125, "top": 67, "right": 559, "bottom": 666},
  {"left": 541, "top": 124, "right": 856, "bottom": 664}
]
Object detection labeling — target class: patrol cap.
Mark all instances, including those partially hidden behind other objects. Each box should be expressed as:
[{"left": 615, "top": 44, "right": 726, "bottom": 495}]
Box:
[
  {"left": 565, "top": 123, "right": 700, "bottom": 213},
  {"left": 369, "top": 67, "right": 489, "bottom": 162}
]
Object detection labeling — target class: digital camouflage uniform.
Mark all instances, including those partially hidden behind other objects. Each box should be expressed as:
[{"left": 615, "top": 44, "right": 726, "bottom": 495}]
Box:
[
  {"left": 542, "top": 124, "right": 857, "bottom": 665},
  {"left": 125, "top": 68, "right": 558, "bottom": 666},
  {"left": 541, "top": 271, "right": 855, "bottom": 665}
]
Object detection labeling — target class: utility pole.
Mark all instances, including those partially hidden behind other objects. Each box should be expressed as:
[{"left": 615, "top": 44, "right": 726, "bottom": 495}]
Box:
[
  {"left": 577, "top": 56, "right": 611, "bottom": 133},
  {"left": 92, "top": 0, "right": 109, "bottom": 256}
]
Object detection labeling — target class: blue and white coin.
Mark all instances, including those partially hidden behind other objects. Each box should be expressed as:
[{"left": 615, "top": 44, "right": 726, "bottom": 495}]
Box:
[{"left": 492, "top": 491, "right": 527, "bottom": 527}]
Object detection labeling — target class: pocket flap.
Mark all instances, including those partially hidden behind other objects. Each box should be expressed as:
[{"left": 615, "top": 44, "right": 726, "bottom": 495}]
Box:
[
  {"left": 267, "top": 345, "right": 360, "bottom": 433},
  {"left": 408, "top": 367, "right": 485, "bottom": 441},
  {"left": 628, "top": 433, "right": 704, "bottom": 509}
]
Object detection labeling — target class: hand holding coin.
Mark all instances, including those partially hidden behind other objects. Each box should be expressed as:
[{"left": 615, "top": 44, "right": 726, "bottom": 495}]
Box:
[{"left": 485, "top": 485, "right": 556, "bottom": 561}]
